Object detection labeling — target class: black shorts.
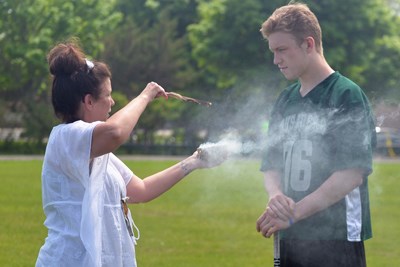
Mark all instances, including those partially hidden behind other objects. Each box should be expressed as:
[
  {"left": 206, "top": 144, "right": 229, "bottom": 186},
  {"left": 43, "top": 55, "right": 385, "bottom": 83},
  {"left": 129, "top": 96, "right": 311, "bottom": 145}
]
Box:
[{"left": 280, "top": 239, "right": 366, "bottom": 267}]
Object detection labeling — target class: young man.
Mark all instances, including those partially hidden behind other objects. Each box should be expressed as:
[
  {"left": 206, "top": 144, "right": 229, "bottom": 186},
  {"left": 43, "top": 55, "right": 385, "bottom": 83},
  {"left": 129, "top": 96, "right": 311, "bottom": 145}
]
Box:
[{"left": 255, "top": 2, "right": 376, "bottom": 267}]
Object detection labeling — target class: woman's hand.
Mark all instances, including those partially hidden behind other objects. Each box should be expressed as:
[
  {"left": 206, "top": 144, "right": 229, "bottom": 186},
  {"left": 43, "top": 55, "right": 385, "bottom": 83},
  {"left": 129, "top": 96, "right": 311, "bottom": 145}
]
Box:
[
  {"left": 181, "top": 150, "right": 228, "bottom": 173},
  {"left": 141, "top": 81, "right": 168, "bottom": 101},
  {"left": 193, "top": 148, "right": 228, "bottom": 169}
]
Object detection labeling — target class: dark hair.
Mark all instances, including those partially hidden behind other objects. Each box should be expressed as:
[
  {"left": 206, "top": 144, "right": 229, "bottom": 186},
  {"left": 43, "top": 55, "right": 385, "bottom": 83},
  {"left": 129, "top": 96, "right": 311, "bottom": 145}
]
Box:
[{"left": 47, "top": 40, "right": 111, "bottom": 123}]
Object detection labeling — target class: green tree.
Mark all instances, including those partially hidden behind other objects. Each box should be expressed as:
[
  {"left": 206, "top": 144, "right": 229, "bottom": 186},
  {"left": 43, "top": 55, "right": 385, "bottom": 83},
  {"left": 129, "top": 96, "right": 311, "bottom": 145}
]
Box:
[
  {"left": 188, "top": 0, "right": 278, "bottom": 89},
  {"left": 188, "top": 0, "right": 400, "bottom": 99},
  {"left": 102, "top": 1, "right": 200, "bottom": 145},
  {"left": 185, "top": 0, "right": 287, "bottom": 139},
  {"left": 3, "top": 0, "right": 400, "bottom": 145},
  {"left": 0, "top": 0, "right": 122, "bottom": 141},
  {"left": 184, "top": 0, "right": 400, "bottom": 140},
  {"left": 311, "top": 0, "right": 400, "bottom": 99}
]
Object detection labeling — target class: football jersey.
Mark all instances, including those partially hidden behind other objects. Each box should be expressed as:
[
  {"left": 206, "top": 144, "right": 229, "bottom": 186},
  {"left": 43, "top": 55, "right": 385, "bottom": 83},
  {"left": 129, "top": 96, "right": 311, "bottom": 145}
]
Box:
[{"left": 260, "top": 72, "right": 375, "bottom": 241}]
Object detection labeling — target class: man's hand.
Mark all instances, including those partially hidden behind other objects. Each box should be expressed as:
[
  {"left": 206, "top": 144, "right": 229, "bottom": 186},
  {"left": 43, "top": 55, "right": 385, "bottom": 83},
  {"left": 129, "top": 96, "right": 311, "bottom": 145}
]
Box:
[
  {"left": 267, "top": 193, "right": 296, "bottom": 221},
  {"left": 256, "top": 193, "right": 296, "bottom": 238},
  {"left": 256, "top": 207, "right": 292, "bottom": 238}
]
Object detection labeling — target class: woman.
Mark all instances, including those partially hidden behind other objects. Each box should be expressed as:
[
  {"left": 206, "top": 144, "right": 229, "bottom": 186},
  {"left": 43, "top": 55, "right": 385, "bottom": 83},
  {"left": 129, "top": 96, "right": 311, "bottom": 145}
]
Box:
[{"left": 36, "top": 41, "right": 223, "bottom": 267}]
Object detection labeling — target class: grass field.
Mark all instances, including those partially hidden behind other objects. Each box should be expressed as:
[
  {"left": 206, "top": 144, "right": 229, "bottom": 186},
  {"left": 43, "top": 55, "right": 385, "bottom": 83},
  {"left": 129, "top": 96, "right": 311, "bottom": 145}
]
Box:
[{"left": 0, "top": 157, "right": 399, "bottom": 266}]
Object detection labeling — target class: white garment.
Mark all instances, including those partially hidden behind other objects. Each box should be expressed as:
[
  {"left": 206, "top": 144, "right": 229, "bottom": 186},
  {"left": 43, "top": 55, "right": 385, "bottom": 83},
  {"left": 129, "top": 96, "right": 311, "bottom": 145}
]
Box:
[{"left": 36, "top": 121, "right": 138, "bottom": 267}]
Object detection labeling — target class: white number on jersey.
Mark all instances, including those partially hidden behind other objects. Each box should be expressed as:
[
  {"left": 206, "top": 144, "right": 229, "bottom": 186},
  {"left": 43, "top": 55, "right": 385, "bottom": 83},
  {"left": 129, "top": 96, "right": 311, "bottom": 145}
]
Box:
[{"left": 283, "top": 140, "right": 312, "bottom": 192}]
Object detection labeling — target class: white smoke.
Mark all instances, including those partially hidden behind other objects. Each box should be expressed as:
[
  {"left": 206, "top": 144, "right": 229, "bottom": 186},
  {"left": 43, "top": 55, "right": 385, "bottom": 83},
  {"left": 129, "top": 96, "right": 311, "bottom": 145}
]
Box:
[{"left": 197, "top": 129, "right": 262, "bottom": 166}]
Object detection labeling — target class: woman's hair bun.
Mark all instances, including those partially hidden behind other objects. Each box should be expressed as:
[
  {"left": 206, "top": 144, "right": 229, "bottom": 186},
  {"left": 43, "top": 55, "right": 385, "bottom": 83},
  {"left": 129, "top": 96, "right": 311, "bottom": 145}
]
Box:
[{"left": 47, "top": 42, "right": 86, "bottom": 76}]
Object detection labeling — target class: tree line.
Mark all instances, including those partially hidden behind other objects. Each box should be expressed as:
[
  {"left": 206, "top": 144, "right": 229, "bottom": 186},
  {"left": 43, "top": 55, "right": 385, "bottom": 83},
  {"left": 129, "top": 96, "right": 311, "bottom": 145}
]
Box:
[{"left": 1, "top": 0, "right": 399, "bottom": 147}]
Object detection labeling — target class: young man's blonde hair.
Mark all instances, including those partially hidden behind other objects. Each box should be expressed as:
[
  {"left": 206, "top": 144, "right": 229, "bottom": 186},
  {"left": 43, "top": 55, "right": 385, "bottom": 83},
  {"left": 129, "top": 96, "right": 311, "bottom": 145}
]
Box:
[{"left": 260, "top": 2, "right": 323, "bottom": 54}]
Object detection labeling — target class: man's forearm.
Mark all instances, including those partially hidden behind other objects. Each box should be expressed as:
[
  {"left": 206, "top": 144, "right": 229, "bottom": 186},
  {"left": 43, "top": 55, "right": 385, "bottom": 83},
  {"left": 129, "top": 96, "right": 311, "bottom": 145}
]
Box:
[
  {"left": 293, "top": 168, "right": 364, "bottom": 222},
  {"left": 264, "top": 170, "right": 283, "bottom": 197}
]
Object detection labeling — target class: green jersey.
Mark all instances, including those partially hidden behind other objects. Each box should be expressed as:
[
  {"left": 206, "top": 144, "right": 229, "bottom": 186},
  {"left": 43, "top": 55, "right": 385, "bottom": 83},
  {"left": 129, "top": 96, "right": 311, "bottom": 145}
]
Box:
[{"left": 261, "top": 72, "right": 375, "bottom": 241}]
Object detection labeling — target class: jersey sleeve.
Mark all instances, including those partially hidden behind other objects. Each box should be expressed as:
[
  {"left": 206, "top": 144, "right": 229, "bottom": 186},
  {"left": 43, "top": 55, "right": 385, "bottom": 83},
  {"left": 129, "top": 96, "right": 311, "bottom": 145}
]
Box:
[{"left": 329, "top": 88, "right": 375, "bottom": 175}]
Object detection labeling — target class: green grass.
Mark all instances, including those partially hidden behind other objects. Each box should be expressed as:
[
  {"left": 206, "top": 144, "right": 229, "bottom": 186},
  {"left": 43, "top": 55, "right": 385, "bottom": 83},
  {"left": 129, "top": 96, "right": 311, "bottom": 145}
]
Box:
[{"left": 0, "top": 158, "right": 399, "bottom": 266}]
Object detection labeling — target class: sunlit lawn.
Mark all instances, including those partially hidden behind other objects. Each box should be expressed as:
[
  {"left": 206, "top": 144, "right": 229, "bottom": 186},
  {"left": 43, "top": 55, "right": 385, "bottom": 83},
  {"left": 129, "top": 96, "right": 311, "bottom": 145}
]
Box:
[{"left": 0, "top": 157, "right": 398, "bottom": 266}]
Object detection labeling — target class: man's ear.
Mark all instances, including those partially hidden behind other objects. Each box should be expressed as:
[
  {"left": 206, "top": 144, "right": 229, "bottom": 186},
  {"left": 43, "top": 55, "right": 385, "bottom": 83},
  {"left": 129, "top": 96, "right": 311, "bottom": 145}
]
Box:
[{"left": 303, "top": 36, "right": 315, "bottom": 52}]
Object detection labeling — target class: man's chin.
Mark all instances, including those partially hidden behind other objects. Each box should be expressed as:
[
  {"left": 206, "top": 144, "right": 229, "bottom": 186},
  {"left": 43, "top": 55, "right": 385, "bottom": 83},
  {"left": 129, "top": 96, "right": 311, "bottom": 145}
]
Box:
[{"left": 283, "top": 74, "right": 297, "bottom": 81}]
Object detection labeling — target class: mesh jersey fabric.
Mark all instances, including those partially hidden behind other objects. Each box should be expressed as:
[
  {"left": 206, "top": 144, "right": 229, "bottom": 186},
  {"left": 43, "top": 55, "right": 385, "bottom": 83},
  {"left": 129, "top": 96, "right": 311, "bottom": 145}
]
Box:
[{"left": 260, "top": 72, "right": 375, "bottom": 241}]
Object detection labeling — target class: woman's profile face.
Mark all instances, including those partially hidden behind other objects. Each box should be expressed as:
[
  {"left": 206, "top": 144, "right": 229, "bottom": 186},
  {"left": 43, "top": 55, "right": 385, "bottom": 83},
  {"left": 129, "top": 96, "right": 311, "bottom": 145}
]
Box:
[{"left": 91, "top": 78, "right": 115, "bottom": 122}]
